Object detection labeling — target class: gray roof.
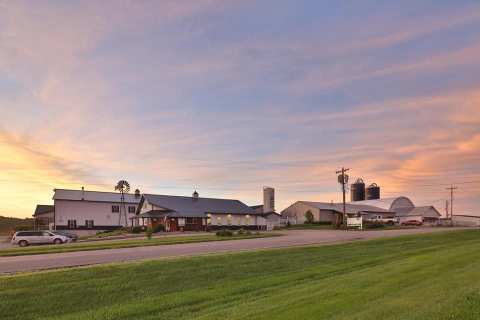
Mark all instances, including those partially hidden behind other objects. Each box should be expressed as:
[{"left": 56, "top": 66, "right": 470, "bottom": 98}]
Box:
[
  {"left": 395, "top": 206, "right": 441, "bottom": 218},
  {"left": 300, "top": 201, "right": 391, "bottom": 214},
  {"left": 349, "top": 197, "right": 415, "bottom": 211},
  {"left": 53, "top": 189, "right": 141, "bottom": 204},
  {"left": 142, "top": 194, "right": 256, "bottom": 218},
  {"left": 33, "top": 205, "right": 54, "bottom": 216}
]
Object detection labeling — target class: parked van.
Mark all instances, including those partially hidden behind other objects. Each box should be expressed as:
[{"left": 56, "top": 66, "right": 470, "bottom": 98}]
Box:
[{"left": 11, "top": 231, "right": 71, "bottom": 247}]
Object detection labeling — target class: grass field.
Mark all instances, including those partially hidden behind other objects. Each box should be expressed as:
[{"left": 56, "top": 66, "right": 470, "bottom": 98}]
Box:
[
  {"left": 0, "top": 233, "right": 278, "bottom": 257},
  {"left": 1, "top": 230, "right": 479, "bottom": 320}
]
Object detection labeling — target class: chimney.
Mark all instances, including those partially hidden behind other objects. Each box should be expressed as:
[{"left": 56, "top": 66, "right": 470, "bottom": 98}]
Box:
[
  {"left": 135, "top": 189, "right": 141, "bottom": 198},
  {"left": 81, "top": 186, "right": 85, "bottom": 200},
  {"left": 263, "top": 187, "right": 275, "bottom": 213},
  {"left": 192, "top": 190, "right": 199, "bottom": 201}
]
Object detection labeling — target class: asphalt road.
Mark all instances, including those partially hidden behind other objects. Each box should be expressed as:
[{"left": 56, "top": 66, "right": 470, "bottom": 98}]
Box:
[{"left": 0, "top": 228, "right": 463, "bottom": 274}]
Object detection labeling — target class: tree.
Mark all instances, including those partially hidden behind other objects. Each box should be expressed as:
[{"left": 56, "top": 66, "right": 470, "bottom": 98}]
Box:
[
  {"left": 115, "top": 180, "right": 130, "bottom": 227},
  {"left": 305, "top": 210, "right": 314, "bottom": 224}
]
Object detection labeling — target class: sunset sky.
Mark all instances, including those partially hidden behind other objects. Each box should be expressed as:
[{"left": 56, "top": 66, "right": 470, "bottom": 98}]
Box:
[{"left": 1, "top": 0, "right": 479, "bottom": 218}]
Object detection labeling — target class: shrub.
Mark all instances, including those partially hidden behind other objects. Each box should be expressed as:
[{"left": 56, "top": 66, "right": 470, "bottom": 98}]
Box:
[
  {"left": 153, "top": 224, "right": 165, "bottom": 233},
  {"left": 245, "top": 230, "right": 252, "bottom": 235},
  {"left": 305, "top": 210, "right": 314, "bottom": 224},
  {"left": 146, "top": 226, "right": 153, "bottom": 239},
  {"left": 366, "top": 222, "right": 385, "bottom": 229},
  {"left": 216, "top": 229, "right": 233, "bottom": 237},
  {"left": 237, "top": 228, "right": 245, "bottom": 235},
  {"left": 130, "top": 226, "right": 143, "bottom": 234}
]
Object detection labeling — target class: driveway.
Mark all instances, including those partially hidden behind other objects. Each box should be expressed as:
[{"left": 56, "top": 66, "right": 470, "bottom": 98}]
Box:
[{"left": 0, "top": 228, "right": 464, "bottom": 274}]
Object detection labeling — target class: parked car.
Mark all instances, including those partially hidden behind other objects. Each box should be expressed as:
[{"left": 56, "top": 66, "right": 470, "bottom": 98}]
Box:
[
  {"left": 52, "top": 230, "right": 79, "bottom": 242},
  {"left": 365, "top": 215, "right": 396, "bottom": 225},
  {"left": 401, "top": 220, "right": 423, "bottom": 226},
  {"left": 11, "top": 231, "right": 71, "bottom": 247}
]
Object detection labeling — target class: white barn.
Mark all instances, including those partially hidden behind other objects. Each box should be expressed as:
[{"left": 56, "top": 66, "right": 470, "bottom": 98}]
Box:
[{"left": 53, "top": 188, "right": 142, "bottom": 230}]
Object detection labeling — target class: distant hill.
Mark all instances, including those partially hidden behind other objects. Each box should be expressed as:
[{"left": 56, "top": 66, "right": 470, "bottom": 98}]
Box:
[{"left": 0, "top": 216, "right": 35, "bottom": 235}]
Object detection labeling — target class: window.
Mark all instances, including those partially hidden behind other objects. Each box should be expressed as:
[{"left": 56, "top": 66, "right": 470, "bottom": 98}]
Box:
[
  {"left": 112, "top": 205, "right": 120, "bottom": 213},
  {"left": 128, "top": 206, "right": 136, "bottom": 213},
  {"left": 68, "top": 220, "right": 77, "bottom": 229},
  {"left": 186, "top": 217, "right": 201, "bottom": 225},
  {"left": 85, "top": 220, "right": 94, "bottom": 229}
]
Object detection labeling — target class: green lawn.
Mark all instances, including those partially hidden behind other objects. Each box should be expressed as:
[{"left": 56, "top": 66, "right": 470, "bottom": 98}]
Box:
[
  {"left": 0, "top": 233, "right": 278, "bottom": 257},
  {"left": 1, "top": 230, "right": 479, "bottom": 320}
]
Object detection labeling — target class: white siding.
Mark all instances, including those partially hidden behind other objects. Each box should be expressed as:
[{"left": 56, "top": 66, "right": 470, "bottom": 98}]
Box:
[
  {"left": 208, "top": 213, "right": 266, "bottom": 227},
  {"left": 452, "top": 216, "right": 480, "bottom": 227},
  {"left": 55, "top": 200, "right": 137, "bottom": 228},
  {"left": 281, "top": 202, "right": 336, "bottom": 224}
]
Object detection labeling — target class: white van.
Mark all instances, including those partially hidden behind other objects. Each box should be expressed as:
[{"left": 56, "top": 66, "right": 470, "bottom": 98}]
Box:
[{"left": 11, "top": 231, "right": 71, "bottom": 247}]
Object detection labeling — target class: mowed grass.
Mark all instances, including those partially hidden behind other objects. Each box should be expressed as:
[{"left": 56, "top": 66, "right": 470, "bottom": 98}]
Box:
[
  {"left": 0, "top": 233, "right": 277, "bottom": 257},
  {"left": 1, "top": 230, "right": 479, "bottom": 320}
]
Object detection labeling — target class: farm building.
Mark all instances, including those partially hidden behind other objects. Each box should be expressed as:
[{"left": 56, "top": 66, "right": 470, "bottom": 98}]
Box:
[
  {"left": 33, "top": 205, "right": 54, "bottom": 229},
  {"left": 452, "top": 215, "right": 480, "bottom": 227},
  {"left": 281, "top": 201, "right": 393, "bottom": 225},
  {"left": 282, "top": 196, "right": 441, "bottom": 225},
  {"left": 352, "top": 197, "right": 441, "bottom": 224},
  {"left": 136, "top": 190, "right": 275, "bottom": 231},
  {"left": 52, "top": 188, "right": 142, "bottom": 230}
]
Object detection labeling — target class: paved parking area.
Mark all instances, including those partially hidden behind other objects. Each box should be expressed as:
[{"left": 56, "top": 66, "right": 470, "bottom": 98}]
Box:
[{"left": 0, "top": 227, "right": 465, "bottom": 274}]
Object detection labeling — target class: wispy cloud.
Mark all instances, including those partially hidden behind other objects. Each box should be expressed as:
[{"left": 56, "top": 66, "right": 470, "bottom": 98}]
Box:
[{"left": 1, "top": 1, "right": 480, "bottom": 217}]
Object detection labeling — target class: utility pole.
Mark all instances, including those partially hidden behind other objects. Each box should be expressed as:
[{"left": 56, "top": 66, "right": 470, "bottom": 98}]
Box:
[
  {"left": 446, "top": 185, "right": 458, "bottom": 226},
  {"left": 445, "top": 200, "right": 449, "bottom": 219},
  {"left": 336, "top": 167, "right": 350, "bottom": 229}
]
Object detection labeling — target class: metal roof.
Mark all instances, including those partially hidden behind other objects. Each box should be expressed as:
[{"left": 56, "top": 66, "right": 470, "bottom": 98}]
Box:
[
  {"left": 53, "top": 189, "right": 141, "bottom": 204},
  {"left": 349, "top": 197, "right": 415, "bottom": 211},
  {"left": 300, "top": 201, "right": 392, "bottom": 214},
  {"left": 142, "top": 194, "right": 256, "bottom": 218},
  {"left": 33, "top": 205, "right": 54, "bottom": 216},
  {"left": 395, "top": 206, "right": 441, "bottom": 218}
]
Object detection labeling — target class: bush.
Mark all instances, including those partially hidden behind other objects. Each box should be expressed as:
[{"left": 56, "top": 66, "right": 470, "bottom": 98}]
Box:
[
  {"left": 216, "top": 229, "right": 233, "bottom": 237},
  {"left": 146, "top": 226, "right": 153, "bottom": 239},
  {"left": 365, "top": 222, "right": 385, "bottom": 229},
  {"left": 130, "top": 226, "right": 144, "bottom": 234},
  {"left": 305, "top": 210, "right": 314, "bottom": 224},
  {"left": 237, "top": 228, "right": 245, "bottom": 235},
  {"left": 153, "top": 224, "right": 165, "bottom": 233}
]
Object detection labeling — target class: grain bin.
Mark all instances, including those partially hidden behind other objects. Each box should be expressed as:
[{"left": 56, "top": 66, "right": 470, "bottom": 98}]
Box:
[
  {"left": 366, "top": 183, "right": 381, "bottom": 200},
  {"left": 350, "top": 178, "right": 366, "bottom": 202}
]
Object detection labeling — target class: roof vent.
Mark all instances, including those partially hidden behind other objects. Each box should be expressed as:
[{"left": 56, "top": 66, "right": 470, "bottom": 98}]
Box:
[{"left": 192, "top": 190, "right": 199, "bottom": 200}]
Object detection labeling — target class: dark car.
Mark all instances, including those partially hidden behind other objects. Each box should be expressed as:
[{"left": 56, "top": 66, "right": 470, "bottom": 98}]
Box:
[
  {"left": 52, "top": 231, "right": 79, "bottom": 242},
  {"left": 401, "top": 220, "right": 423, "bottom": 226}
]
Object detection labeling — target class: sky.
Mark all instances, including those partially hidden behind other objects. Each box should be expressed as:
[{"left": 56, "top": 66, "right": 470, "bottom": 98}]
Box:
[{"left": 1, "top": 0, "right": 479, "bottom": 218}]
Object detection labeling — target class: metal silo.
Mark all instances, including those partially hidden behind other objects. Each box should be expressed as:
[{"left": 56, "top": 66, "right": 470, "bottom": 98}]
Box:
[
  {"left": 366, "top": 183, "right": 381, "bottom": 200},
  {"left": 350, "top": 178, "right": 366, "bottom": 202}
]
